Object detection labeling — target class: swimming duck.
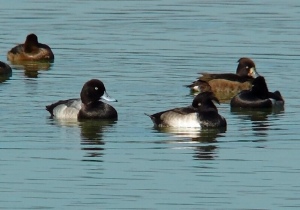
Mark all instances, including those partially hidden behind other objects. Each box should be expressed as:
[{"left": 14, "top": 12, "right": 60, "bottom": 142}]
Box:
[
  {"left": 7, "top": 33, "right": 54, "bottom": 62},
  {"left": 146, "top": 92, "right": 226, "bottom": 128},
  {"left": 230, "top": 76, "right": 284, "bottom": 109},
  {"left": 0, "top": 61, "right": 12, "bottom": 75},
  {"left": 46, "top": 79, "right": 118, "bottom": 120},
  {"left": 186, "top": 57, "right": 259, "bottom": 101}
]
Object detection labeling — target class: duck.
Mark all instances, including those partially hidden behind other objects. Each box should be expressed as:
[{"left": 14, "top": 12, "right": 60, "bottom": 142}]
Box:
[
  {"left": 146, "top": 92, "right": 227, "bottom": 128},
  {"left": 0, "top": 61, "right": 12, "bottom": 75},
  {"left": 230, "top": 76, "right": 284, "bottom": 109},
  {"left": 186, "top": 57, "right": 259, "bottom": 101},
  {"left": 7, "top": 33, "right": 54, "bottom": 62},
  {"left": 46, "top": 79, "right": 118, "bottom": 120}
]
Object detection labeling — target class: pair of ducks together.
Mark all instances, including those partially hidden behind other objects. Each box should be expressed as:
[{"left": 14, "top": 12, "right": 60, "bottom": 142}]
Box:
[
  {"left": 2, "top": 34, "right": 284, "bottom": 128},
  {"left": 46, "top": 58, "right": 284, "bottom": 129}
]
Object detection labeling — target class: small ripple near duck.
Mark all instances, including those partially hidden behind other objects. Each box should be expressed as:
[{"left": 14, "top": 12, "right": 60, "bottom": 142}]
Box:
[
  {"left": 146, "top": 92, "right": 227, "bottom": 128},
  {"left": 46, "top": 79, "right": 118, "bottom": 120}
]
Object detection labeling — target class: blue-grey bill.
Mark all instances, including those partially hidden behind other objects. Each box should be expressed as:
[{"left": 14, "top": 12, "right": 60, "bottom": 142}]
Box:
[{"left": 101, "top": 91, "right": 118, "bottom": 102}]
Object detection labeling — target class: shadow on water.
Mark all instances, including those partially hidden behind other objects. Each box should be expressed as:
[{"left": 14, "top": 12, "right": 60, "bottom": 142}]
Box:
[
  {"left": 49, "top": 118, "right": 117, "bottom": 162},
  {"left": 230, "top": 107, "right": 285, "bottom": 137},
  {"left": 154, "top": 127, "right": 226, "bottom": 160},
  {"left": 9, "top": 60, "right": 53, "bottom": 78}
]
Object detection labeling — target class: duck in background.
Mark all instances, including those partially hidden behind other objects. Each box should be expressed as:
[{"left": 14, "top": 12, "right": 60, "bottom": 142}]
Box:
[
  {"left": 7, "top": 33, "right": 54, "bottom": 62},
  {"left": 0, "top": 61, "right": 12, "bottom": 75},
  {"left": 146, "top": 92, "right": 227, "bottom": 128},
  {"left": 186, "top": 57, "right": 259, "bottom": 102},
  {"left": 0, "top": 61, "right": 12, "bottom": 82},
  {"left": 230, "top": 76, "right": 284, "bottom": 109},
  {"left": 46, "top": 79, "right": 118, "bottom": 120}
]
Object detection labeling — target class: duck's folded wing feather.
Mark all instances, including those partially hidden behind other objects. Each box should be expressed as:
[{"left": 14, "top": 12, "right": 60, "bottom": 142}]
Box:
[
  {"left": 199, "top": 73, "right": 251, "bottom": 82},
  {"left": 46, "top": 98, "right": 81, "bottom": 119}
]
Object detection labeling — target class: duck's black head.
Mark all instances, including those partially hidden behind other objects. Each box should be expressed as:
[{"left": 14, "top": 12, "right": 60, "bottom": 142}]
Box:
[
  {"left": 236, "top": 57, "right": 259, "bottom": 78},
  {"left": 80, "top": 79, "right": 106, "bottom": 104},
  {"left": 192, "top": 92, "right": 220, "bottom": 110}
]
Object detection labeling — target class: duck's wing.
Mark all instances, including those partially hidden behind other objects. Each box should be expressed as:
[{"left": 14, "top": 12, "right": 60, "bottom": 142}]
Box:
[
  {"left": 231, "top": 91, "right": 275, "bottom": 108},
  {"left": 46, "top": 98, "right": 81, "bottom": 119},
  {"left": 146, "top": 106, "right": 200, "bottom": 127},
  {"left": 7, "top": 44, "right": 24, "bottom": 55},
  {"left": 199, "top": 73, "right": 251, "bottom": 83}
]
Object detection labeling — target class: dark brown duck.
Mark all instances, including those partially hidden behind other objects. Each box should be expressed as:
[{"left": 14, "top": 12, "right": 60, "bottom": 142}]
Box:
[{"left": 187, "top": 57, "right": 259, "bottom": 102}]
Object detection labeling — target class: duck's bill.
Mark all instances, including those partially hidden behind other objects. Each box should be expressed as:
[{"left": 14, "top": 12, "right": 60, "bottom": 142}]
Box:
[
  {"left": 249, "top": 67, "right": 260, "bottom": 78},
  {"left": 101, "top": 91, "right": 118, "bottom": 102}
]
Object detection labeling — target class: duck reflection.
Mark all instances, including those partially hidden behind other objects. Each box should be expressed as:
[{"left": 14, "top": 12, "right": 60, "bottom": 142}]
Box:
[
  {"left": 79, "top": 119, "right": 116, "bottom": 161},
  {"left": 50, "top": 118, "right": 116, "bottom": 161},
  {"left": 193, "top": 128, "right": 225, "bottom": 160},
  {"left": 9, "top": 60, "right": 53, "bottom": 78},
  {"left": 231, "top": 107, "right": 284, "bottom": 137},
  {"left": 155, "top": 127, "right": 226, "bottom": 160}
]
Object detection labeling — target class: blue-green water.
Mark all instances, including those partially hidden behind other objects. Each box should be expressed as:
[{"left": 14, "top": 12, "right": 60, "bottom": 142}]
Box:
[{"left": 1, "top": 0, "right": 300, "bottom": 209}]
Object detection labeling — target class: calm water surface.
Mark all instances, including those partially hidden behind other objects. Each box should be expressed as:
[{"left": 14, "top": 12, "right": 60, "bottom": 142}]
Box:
[{"left": 0, "top": 0, "right": 300, "bottom": 209}]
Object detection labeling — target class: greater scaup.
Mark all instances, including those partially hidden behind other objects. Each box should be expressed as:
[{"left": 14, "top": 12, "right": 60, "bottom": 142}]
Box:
[
  {"left": 7, "top": 34, "right": 54, "bottom": 62},
  {"left": 230, "top": 76, "right": 284, "bottom": 109},
  {"left": 0, "top": 61, "right": 12, "bottom": 75},
  {"left": 46, "top": 79, "right": 118, "bottom": 120},
  {"left": 146, "top": 92, "right": 227, "bottom": 128}
]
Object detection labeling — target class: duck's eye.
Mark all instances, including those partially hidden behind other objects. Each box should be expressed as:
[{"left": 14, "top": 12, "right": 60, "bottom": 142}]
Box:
[
  {"left": 245, "top": 66, "right": 249, "bottom": 69},
  {"left": 95, "top": 87, "right": 98, "bottom": 90}
]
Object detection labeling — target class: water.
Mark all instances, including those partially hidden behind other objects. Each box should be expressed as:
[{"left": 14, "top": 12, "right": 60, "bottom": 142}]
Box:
[{"left": 0, "top": 0, "right": 300, "bottom": 209}]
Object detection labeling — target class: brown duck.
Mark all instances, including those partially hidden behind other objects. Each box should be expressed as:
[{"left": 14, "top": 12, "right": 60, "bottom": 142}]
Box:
[
  {"left": 186, "top": 57, "right": 259, "bottom": 102},
  {"left": 7, "top": 33, "right": 54, "bottom": 62}
]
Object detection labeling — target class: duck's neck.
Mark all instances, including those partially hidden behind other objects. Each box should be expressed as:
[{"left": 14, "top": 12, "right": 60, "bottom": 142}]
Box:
[
  {"left": 198, "top": 100, "right": 218, "bottom": 112},
  {"left": 24, "top": 42, "right": 39, "bottom": 53},
  {"left": 252, "top": 85, "right": 269, "bottom": 99}
]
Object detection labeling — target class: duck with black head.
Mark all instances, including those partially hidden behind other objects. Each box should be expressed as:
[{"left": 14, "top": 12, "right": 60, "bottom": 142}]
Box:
[
  {"left": 186, "top": 57, "right": 259, "bottom": 101},
  {"left": 46, "top": 79, "right": 118, "bottom": 120},
  {"left": 230, "top": 76, "right": 284, "bottom": 109},
  {"left": 146, "top": 92, "right": 227, "bottom": 128},
  {"left": 0, "top": 61, "right": 12, "bottom": 82},
  {"left": 7, "top": 33, "right": 54, "bottom": 62},
  {"left": 0, "top": 61, "right": 12, "bottom": 75}
]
